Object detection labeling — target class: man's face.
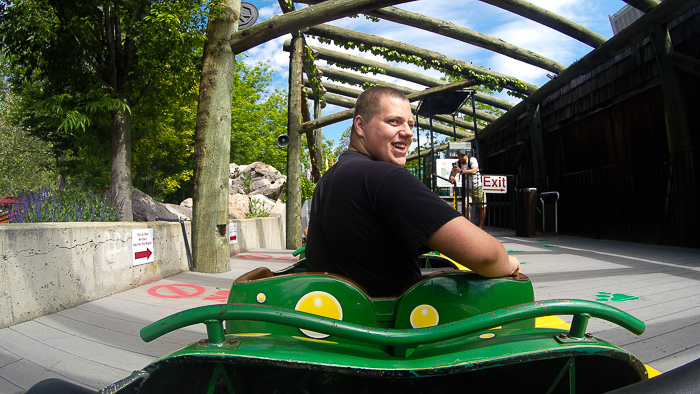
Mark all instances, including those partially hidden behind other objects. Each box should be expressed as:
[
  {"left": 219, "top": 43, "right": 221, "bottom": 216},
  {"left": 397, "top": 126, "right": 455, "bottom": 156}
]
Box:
[
  {"left": 355, "top": 96, "right": 414, "bottom": 166},
  {"left": 458, "top": 153, "right": 467, "bottom": 163}
]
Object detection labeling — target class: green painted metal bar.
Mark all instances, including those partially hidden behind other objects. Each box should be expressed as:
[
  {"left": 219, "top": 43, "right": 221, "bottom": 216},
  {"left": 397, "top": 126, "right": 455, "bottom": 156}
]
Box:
[
  {"left": 204, "top": 319, "right": 226, "bottom": 345},
  {"left": 569, "top": 313, "right": 591, "bottom": 338},
  {"left": 546, "top": 356, "right": 575, "bottom": 394},
  {"left": 141, "top": 300, "right": 645, "bottom": 347}
]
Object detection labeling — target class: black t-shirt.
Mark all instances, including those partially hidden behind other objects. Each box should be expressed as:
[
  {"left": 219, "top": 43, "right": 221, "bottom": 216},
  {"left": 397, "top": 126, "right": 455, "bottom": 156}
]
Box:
[{"left": 305, "top": 150, "right": 461, "bottom": 297}]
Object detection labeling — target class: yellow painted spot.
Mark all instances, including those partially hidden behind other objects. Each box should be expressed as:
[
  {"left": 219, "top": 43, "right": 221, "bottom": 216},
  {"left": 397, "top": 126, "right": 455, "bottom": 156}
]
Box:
[
  {"left": 439, "top": 254, "right": 469, "bottom": 270},
  {"left": 536, "top": 316, "right": 571, "bottom": 330},
  {"left": 295, "top": 291, "right": 343, "bottom": 339},
  {"left": 293, "top": 336, "right": 338, "bottom": 344},
  {"left": 256, "top": 293, "right": 266, "bottom": 303},
  {"left": 231, "top": 333, "right": 270, "bottom": 337},
  {"left": 646, "top": 365, "right": 661, "bottom": 378},
  {"left": 410, "top": 304, "right": 440, "bottom": 328},
  {"left": 479, "top": 333, "right": 496, "bottom": 339}
]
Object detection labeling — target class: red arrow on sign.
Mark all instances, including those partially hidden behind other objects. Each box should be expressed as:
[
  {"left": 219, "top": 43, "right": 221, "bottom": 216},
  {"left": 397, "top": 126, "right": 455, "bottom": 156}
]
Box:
[{"left": 135, "top": 248, "right": 152, "bottom": 260}]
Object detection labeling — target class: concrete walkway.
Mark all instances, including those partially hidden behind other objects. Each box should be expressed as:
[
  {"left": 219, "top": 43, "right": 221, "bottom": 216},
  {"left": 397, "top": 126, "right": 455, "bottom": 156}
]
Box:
[{"left": 1, "top": 235, "right": 699, "bottom": 392}]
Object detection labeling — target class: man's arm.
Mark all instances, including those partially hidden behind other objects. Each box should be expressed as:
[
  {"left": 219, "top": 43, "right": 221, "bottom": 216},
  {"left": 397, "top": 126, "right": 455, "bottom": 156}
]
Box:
[
  {"left": 425, "top": 216, "right": 520, "bottom": 277},
  {"left": 448, "top": 163, "right": 461, "bottom": 184},
  {"left": 463, "top": 159, "right": 479, "bottom": 175}
]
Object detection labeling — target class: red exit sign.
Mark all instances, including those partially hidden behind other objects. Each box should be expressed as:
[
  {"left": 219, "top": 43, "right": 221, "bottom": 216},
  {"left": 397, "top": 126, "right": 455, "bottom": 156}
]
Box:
[{"left": 483, "top": 175, "right": 507, "bottom": 194}]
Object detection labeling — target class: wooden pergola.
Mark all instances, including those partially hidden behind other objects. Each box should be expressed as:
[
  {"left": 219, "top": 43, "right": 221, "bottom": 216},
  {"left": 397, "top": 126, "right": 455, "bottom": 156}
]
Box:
[{"left": 192, "top": 0, "right": 699, "bottom": 272}]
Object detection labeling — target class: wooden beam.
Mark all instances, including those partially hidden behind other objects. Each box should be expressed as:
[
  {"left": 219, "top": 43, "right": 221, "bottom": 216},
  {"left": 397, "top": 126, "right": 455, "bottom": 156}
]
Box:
[
  {"left": 305, "top": 88, "right": 477, "bottom": 137},
  {"left": 668, "top": 51, "right": 700, "bottom": 77},
  {"left": 308, "top": 89, "right": 480, "bottom": 134},
  {"left": 479, "top": 0, "right": 700, "bottom": 141},
  {"left": 292, "top": 42, "right": 516, "bottom": 110},
  {"left": 478, "top": 0, "right": 607, "bottom": 48},
  {"left": 301, "top": 78, "right": 488, "bottom": 132},
  {"left": 296, "top": 0, "right": 565, "bottom": 74},
  {"left": 623, "top": 0, "right": 660, "bottom": 13},
  {"left": 368, "top": 6, "right": 565, "bottom": 74},
  {"left": 306, "top": 24, "right": 538, "bottom": 94},
  {"left": 230, "top": 0, "right": 416, "bottom": 53},
  {"left": 314, "top": 66, "right": 498, "bottom": 124}
]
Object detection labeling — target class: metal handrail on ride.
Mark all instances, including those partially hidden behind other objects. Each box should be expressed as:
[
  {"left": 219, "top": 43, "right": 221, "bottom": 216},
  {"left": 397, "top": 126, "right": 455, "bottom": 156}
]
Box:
[{"left": 140, "top": 299, "right": 644, "bottom": 357}]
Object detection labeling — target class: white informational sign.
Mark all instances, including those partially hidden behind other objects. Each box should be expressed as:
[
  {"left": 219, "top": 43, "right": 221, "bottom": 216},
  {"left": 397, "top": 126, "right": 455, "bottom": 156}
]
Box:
[
  {"left": 132, "top": 228, "right": 154, "bottom": 266},
  {"left": 229, "top": 222, "right": 238, "bottom": 244},
  {"left": 483, "top": 175, "right": 508, "bottom": 194},
  {"left": 436, "top": 159, "right": 459, "bottom": 188}
]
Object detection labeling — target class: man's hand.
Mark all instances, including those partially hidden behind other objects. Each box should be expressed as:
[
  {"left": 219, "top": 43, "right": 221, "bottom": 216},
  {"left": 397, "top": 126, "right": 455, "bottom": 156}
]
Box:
[
  {"left": 449, "top": 176, "right": 455, "bottom": 184},
  {"left": 508, "top": 255, "right": 521, "bottom": 278}
]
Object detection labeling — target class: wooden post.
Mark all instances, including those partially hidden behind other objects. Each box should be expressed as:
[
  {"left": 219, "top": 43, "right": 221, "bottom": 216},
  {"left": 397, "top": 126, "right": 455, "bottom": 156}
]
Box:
[
  {"left": 192, "top": 0, "right": 240, "bottom": 273},
  {"left": 313, "top": 98, "right": 323, "bottom": 182},
  {"left": 528, "top": 103, "right": 546, "bottom": 183},
  {"left": 286, "top": 35, "right": 303, "bottom": 250},
  {"left": 649, "top": 23, "right": 696, "bottom": 244},
  {"left": 649, "top": 24, "right": 692, "bottom": 156}
]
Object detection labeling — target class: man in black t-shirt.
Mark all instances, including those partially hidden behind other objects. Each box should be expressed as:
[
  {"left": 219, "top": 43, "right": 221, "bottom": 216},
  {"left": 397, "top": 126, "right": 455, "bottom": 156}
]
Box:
[{"left": 306, "top": 87, "right": 519, "bottom": 297}]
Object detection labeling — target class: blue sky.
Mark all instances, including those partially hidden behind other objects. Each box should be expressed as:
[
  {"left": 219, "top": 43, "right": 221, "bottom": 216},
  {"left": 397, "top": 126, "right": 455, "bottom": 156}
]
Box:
[{"left": 239, "top": 0, "right": 632, "bottom": 150}]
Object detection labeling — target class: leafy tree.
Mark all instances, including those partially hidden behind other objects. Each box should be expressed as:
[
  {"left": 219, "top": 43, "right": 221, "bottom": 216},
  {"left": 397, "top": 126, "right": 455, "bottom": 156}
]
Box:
[
  {"left": 0, "top": 59, "right": 56, "bottom": 196},
  {"left": 230, "top": 60, "right": 289, "bottom": 173},
  {"left": 0, "top": 0, "right": 207, "bottom": 219},
  {"left": 331, "top": 125, "right": 352, "bottom": 161}
]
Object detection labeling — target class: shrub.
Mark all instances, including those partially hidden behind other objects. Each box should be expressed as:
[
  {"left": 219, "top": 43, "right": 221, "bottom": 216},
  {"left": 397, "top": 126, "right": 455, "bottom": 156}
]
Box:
[
  {"left": 246, "top": 198, "right": 271, "bottom": 218},
  {"left": 8, "top": 183, "right": 122, "bottom": 223}
]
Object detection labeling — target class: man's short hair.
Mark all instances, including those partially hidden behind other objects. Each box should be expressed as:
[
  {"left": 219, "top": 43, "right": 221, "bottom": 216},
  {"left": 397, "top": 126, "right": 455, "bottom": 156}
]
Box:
[{"left": 353, "top": 86, "right": 409, "bottom": 130}]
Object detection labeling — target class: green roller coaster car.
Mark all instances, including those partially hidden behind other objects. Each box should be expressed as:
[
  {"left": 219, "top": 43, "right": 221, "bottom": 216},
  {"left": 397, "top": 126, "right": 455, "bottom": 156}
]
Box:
[{"left": 32, "top": 250, "right": 652, "bottom": 393}]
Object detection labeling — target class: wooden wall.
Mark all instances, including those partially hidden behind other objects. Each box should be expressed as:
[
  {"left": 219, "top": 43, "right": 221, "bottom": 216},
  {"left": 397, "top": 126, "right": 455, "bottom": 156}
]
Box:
[{"left": 483, "top": 7, "right": 699, "bottom": 247}]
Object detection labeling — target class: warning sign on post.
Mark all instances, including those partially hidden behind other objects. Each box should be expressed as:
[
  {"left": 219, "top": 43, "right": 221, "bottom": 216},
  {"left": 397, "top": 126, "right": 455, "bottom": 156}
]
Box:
[
  {"left": 132, "top": 228, "right": 155, "bottom": 266},
  {"left": 229, "top": 222, "right": 237, "bottom": 244},
  {"left": 483, "top": 175, "right": 508, "bottom": 194}
]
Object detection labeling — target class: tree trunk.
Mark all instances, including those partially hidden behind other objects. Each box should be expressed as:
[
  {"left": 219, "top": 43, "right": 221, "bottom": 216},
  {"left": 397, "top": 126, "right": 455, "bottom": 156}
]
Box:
[
  {"left": 192, "top": 0, "right": 240, "bottom": 273},
  {"left": 110, "top": 104, "right": 133, "bottom": 221}
]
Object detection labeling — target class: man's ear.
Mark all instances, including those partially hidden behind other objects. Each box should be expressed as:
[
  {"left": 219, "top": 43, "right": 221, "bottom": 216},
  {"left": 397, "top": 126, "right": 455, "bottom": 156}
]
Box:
[{"left": 353, "top": 115, "right": 365, "bottom": 137}]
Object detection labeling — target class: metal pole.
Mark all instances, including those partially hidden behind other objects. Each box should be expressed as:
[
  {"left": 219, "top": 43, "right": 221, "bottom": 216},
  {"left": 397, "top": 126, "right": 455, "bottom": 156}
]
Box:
[
  {"left": 429, "top": 109, "right": 435, "bottom": 192},
  {"left": 416, "top": 113, "right": 421, "bottom": 182},
  {"left": 471, "top": 91, "right": 478, "bottom": 159}
]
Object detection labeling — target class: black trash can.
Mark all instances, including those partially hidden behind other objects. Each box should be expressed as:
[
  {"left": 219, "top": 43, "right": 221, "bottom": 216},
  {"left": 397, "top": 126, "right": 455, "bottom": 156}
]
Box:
[{"left": 516, "top": 188, "right": 537, "bottom": 237}]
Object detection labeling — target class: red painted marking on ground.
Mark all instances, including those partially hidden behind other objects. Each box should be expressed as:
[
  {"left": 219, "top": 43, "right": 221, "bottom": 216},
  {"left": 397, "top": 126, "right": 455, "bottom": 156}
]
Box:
[
  {"left": 237, "top": 254, "right": 273, "bottom": 260},
  {"left": 147, "top": 284, "right": 206, "bottom": 299},
  {"left": 236, "top": 254, "right": 299, "bottom": 261},
  {"left": 275, "top": 256, "right": 300, "bottom": 262},
  {"left": 203, "top": 290, "right": 230, "bottom": 302}
]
